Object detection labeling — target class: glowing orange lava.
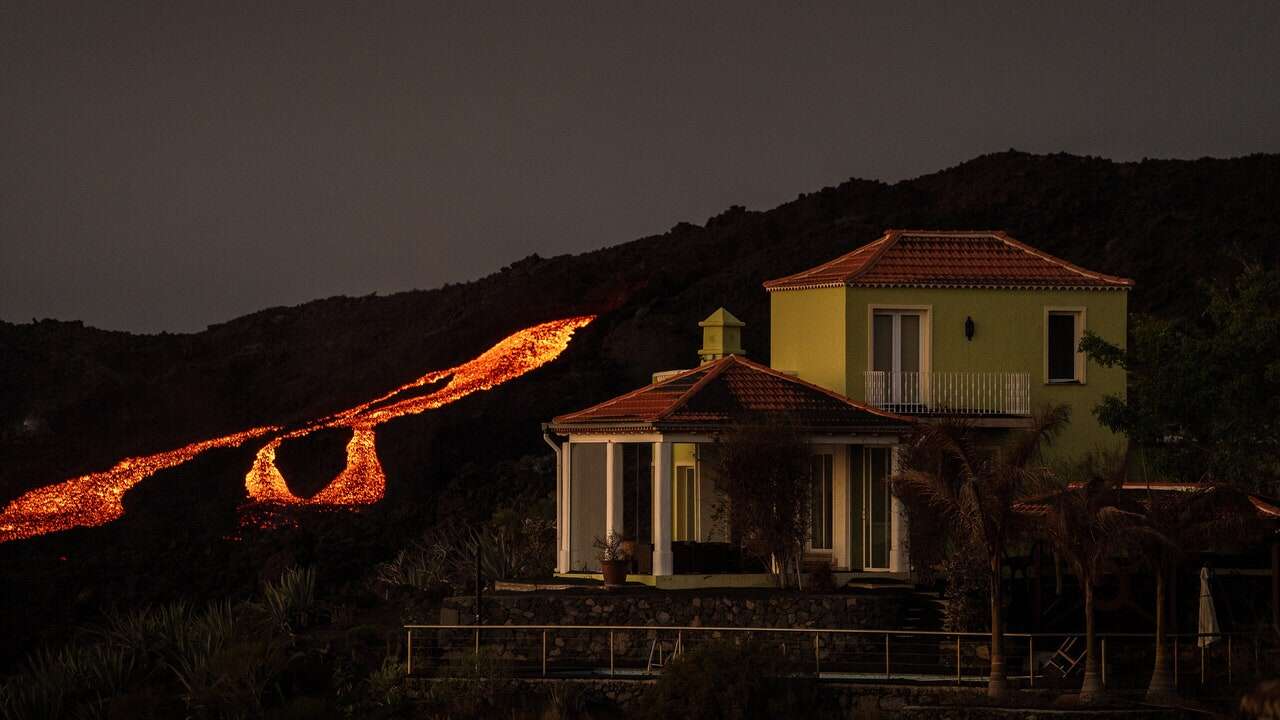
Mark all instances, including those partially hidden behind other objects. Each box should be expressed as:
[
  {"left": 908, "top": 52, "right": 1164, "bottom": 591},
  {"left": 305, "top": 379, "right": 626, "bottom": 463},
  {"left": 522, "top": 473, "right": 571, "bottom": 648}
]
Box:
[
  {"left": 241, "top": 316, "right": 594, "bottom": 506},
  {"left": 0, "top": 316, "right": 593, "bottom": 542},
  {"left": 0, "top": 427, "right": 277, "bottom": 543}
]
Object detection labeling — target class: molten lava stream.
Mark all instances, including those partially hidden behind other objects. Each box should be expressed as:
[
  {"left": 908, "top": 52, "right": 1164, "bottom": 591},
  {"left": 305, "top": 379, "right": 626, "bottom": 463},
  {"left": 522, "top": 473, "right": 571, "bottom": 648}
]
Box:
[
  {"left": 241, "top": 315, "right": 594, "bottom": 508},
  {"left": 0, "top": 427, "right": 277, "bottom": 543},
  {"left": 0, "top": 315, "right": 594, "bottom": 543}
]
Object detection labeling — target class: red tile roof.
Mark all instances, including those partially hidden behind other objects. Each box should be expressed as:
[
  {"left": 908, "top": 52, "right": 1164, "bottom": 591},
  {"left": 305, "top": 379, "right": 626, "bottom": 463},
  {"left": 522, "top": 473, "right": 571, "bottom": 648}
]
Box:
[
  {"left": 550, "top": 355, "right": 910, "bottom": 434},
  {"left": 764, "top": 230, "right": 1134, "bottom": 291}
]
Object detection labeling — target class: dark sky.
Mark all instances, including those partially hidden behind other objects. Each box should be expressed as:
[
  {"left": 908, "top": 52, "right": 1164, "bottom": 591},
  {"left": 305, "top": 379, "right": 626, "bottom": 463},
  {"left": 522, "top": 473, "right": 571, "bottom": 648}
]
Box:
[{"left": 3, "top": 2, "right": 1278, "bottom": 333}]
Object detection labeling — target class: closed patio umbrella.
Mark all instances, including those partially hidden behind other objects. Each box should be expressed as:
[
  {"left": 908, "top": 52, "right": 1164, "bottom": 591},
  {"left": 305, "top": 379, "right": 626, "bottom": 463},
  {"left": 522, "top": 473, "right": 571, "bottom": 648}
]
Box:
[{"left": 1197, "top": 566, "right": 1220, "bottom": 648}]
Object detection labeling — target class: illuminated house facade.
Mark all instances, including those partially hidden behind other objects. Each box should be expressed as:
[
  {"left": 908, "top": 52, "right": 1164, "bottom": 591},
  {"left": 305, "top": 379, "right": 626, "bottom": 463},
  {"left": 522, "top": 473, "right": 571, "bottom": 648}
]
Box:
[{"left": 545, "top": 230, "right": 1132, "bottom": 587}]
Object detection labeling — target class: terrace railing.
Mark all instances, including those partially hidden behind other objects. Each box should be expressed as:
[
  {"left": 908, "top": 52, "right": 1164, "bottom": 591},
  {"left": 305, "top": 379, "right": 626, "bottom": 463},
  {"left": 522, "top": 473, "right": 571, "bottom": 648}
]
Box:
[
  {"left": 404, "top": 623, "right": 1277, "bottom": 693},
  {"left": 863, "top": 371, "right": 1032, "bottom": 416}
]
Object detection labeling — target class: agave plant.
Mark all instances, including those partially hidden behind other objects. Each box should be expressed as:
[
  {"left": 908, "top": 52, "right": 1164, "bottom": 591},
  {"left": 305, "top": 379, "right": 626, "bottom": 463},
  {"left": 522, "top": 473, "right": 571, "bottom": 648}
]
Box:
[
  {"left": 0, "top": 675, "right": 65, "bottom": 720},
  {"left": 257, "top": 566, "right": 317, "bottom": 634},
  {"left": 166, "top": 601, "right": 288, "bottom": 719}
]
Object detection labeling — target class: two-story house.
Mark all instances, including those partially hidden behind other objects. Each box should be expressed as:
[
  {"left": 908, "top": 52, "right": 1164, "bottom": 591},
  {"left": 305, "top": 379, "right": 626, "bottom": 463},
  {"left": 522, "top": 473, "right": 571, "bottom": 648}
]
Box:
[
  {"left": 767, "top": 229, "right": 1132, "bottom": 461},
  {"left": 544, "top": 230, "right": 1132, "bottom": 588}
]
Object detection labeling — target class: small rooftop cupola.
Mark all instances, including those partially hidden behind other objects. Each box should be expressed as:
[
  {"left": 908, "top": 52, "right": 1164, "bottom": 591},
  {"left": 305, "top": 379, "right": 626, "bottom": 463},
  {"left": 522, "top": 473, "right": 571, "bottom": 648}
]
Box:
[{"left": 697, "top": 307, "right": 745, "bottom": 364}]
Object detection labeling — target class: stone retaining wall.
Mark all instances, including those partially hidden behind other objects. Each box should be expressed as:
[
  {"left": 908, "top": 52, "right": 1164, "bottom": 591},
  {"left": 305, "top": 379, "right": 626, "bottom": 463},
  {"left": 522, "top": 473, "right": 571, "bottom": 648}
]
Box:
[
  {"left": 441, "top": 589, "right": 903, "bottom": 629},
  {"left": 418, "top": 590, "right": 905, "bottom": 672}
]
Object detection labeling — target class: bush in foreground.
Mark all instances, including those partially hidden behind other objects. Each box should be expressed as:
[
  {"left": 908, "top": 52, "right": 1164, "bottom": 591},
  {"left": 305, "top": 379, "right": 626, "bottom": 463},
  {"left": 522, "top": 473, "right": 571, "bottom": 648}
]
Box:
[{"left": 642, "top": 638, "right": 828, "bottom": 720}]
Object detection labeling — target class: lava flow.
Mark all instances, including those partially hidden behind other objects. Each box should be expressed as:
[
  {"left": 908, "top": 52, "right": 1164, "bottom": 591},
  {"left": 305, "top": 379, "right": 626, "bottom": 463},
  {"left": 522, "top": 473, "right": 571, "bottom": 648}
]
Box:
[
  {"left": 0, "top": 427, "right": 277, "bottom": 543},
  {"left": 243, "top": 315, "right": 594, "bottom": 506},
  {"left": 0, "top": 316, "right": 594, "bottom": 542}
]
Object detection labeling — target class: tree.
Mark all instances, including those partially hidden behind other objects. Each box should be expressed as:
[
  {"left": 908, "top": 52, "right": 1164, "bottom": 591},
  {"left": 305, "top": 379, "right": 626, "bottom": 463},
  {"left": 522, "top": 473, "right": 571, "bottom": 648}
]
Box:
[
  {"left": 1132, "top": 484, "right": 1258, "bottom": 702},
  {"left": 1081, "top": 264, "right": 1280, "bottom": 494},
  {"left": 1040, "top": 453, "right": 1166, "bottom": 703},
  {"left": 716, "top": 422, "right": 812, "bottom": 588},
  {"left": 893, "top": 405, "right": 1069, "bottom": 699}
]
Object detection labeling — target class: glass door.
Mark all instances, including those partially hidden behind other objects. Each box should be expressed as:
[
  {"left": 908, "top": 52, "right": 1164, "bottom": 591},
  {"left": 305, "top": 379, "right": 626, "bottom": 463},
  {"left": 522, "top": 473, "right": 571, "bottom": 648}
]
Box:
[
  {"left": 872, "top": 311, "right": 922, "bottom": 407},
  {"left": 672, "top": 465, "right": 697, "bottom": 541},
  {"left": 807, "top": 454, "right": 834, "bottom": 552},
  {"left": 850, "top": 446, "right": 892, "bottom": 570}
]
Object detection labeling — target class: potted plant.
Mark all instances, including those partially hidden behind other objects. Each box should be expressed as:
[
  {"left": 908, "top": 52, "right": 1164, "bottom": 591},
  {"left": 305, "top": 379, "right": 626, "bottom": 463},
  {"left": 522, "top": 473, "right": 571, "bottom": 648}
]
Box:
[{"left": 593, "top": 532, "right": 631, "bottom": 588}]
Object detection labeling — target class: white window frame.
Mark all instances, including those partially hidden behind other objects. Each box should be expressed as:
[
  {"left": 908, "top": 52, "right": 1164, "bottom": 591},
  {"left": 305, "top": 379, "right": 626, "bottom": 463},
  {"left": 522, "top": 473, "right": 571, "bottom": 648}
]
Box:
[{"left": 1043, "top": 306, "right": 1087, "bottom": 385}]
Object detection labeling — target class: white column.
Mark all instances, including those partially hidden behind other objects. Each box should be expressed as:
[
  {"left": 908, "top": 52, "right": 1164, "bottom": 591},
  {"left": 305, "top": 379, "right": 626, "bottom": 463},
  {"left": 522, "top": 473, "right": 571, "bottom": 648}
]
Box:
[
  {"left": 558, "top": 441, "right": 572, "bottom": 573},
  {"left": 889, "top": 445, "right": 909, "bottom": 574},
  {"left": 605, "top": 441, "right": 624, "bottom": 540},
  {"left": 652, "top": 440, "right": 673, "bottom": 576}
]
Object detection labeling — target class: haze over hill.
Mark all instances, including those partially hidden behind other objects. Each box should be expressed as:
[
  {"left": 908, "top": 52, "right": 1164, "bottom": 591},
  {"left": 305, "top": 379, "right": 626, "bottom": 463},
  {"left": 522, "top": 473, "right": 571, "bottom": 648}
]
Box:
[{"left": 2, "top": 150, "right": 1279, "bottom": 665}]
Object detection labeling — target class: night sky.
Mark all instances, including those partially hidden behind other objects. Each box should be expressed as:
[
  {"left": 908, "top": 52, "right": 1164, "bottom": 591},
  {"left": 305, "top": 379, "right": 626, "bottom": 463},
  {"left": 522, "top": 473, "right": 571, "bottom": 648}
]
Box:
[{"left": 3, "top": 2, "right": 1278, "bottom": 333}]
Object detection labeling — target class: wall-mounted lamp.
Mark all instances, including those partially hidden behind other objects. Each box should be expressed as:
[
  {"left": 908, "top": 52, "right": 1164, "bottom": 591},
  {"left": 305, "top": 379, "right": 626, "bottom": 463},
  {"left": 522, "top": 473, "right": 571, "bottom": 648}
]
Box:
[{"left": 964, "top": 316, "right": 975, "bottom": 341}]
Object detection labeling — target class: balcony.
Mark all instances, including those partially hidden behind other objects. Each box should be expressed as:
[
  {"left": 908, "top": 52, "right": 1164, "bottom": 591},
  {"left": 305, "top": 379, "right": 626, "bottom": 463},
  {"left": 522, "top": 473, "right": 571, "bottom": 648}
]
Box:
[{"left": 863, "top": 371, "right": 1031, "bottom": 417}]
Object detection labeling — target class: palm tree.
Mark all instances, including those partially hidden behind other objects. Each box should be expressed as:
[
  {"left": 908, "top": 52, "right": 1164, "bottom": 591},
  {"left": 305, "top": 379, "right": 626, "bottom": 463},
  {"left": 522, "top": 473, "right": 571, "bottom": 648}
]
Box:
[
  {"left": 893, "top": 405, "right": 1069, "bottom": 700},
  {"left": 1135, "top": 483, "right": 1256, "bottom": 702},
  {"left": 1039, "top": 453, "right": 1166, "bottom": 703}
]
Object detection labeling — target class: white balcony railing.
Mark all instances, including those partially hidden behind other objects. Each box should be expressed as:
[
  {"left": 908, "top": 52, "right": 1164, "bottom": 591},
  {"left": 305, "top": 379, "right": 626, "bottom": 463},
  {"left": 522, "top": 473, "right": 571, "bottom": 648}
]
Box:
[{"left": 863, "top": 371, "right": 1031, "bottom": 416}]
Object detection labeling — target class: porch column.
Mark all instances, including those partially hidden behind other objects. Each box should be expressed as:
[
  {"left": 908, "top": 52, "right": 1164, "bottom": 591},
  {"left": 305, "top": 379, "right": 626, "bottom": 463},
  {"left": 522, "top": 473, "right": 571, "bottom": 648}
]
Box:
[
  {"left": 889, "top": 445, "right": 910, "bottom": 574},
  {"left": 605, "top": 441, "right": 624, "bottom": 540},
  {"left": 558, "top": 440, "right": 572, "bottom": 573},
  {"left": 652, "top": 440, "right": 674, "bottom": 576}
]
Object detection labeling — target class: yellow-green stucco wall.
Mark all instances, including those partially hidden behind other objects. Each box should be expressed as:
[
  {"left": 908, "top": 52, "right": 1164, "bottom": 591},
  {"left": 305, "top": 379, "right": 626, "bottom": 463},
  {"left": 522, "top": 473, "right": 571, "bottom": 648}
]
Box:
[
  {"left": 769, "top": 287, "right": 847, "bottom": 394},
  {"left": 769, "top": 286, "right": 1129, "bottom": 462}
]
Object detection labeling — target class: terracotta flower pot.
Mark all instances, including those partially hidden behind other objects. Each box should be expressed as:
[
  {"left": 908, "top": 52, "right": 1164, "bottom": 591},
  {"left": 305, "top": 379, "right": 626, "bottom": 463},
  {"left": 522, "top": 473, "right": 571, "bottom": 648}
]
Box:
[{"left": 599, "top": 559, "right": 629, "bottom": 587}]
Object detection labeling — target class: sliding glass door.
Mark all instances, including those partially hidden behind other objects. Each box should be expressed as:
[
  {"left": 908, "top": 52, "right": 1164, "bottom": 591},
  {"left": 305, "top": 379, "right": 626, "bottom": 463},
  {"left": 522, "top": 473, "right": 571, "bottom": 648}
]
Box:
[{"left": 850, "top": 446, "right": 892, "bottom": 570}]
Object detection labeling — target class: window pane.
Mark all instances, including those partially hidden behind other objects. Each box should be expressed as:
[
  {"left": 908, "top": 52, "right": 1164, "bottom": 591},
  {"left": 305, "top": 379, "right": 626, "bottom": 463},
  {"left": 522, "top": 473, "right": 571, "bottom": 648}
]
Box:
[
  {"left": 684, "top": 471, "right": 696, "bottom": 540},
  {"left": 1048, "top": 313, "right": 1077, "bottom": 381},
  {"left": 873, "top": 314, "right": 894, "bottom": 373},
  {"left": 822, "top": 456, "right": 833, "bottom": 549},
  {"left": 809, "top": 455, "right": 833, "bottom": 550},
  {"left": 849, "top": 447, "right": 864, "bottom": 569},
  {"left": 637, "top": 444, "right": 652, "bottom": 544},
  {"left": 870, "top": 448, "right": 889, "bottom": 568},
  {"left": 899, "top": 315, "right": 920, "bottom": 372},
  {"left": 809, "top": 456, "right": 822, "bottom": 547},
  {"left": 900, "top": 314, "right": 920, "bottom": 403}
]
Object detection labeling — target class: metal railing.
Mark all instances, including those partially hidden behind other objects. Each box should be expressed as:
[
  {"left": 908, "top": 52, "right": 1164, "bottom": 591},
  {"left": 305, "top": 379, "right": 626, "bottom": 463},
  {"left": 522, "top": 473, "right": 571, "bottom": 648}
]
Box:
[
  {"left": 404, "top": 623, "right": 1275, "bottom": 692},
  {"left": 864, "top": 371, "right": 1032, "bottom": 416}
]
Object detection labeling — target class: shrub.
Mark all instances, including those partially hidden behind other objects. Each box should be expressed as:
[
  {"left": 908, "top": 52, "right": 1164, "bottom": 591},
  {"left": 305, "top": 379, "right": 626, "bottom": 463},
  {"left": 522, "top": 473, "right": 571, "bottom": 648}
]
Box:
[
  {"left": 374, "top": 512, "right": 557, "bottom": 597},
  {"left": 258, "top": 566, "right": 318, "bottom": 633},
  {"left": 166, "top": 601, "right": 291, "bottom": 719},
  {"left": 642, "top": 638, "right": 828, "bottom": 720},
  {"left": 363, "top": 656, "right": 408, "bottom": 711},
  {"left": 423, "top": 648, "right": 516, "bottom": 717}
]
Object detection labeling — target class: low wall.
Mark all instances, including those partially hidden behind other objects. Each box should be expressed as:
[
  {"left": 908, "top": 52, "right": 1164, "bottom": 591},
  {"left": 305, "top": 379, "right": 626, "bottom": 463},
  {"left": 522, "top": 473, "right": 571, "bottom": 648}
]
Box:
[
  {"left": 416, "top": 590, "right": 905, "bottom": 673},
  {"left": 440, "top": 589, "right": 903, "bottom": 629}
]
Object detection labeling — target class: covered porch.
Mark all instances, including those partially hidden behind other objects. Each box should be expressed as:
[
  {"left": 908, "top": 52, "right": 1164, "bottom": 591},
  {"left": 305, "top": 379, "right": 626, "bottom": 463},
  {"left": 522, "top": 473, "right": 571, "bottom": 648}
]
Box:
[{"left": 545, "top": 354, "right": 914, "bottom": 588}]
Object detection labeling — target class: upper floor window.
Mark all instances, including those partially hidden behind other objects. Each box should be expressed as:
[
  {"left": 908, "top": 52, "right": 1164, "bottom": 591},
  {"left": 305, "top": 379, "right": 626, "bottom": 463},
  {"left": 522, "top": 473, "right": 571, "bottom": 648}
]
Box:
[{"left": 1046, "top": 309, "right": 1084, "bottom": 383}]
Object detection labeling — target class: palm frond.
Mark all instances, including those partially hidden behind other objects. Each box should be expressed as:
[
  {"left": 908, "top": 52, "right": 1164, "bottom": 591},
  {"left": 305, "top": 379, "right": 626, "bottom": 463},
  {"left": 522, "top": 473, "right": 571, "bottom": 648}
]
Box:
[{"left": 1007, "top": 404, "right": 1071, "bottom": 468}]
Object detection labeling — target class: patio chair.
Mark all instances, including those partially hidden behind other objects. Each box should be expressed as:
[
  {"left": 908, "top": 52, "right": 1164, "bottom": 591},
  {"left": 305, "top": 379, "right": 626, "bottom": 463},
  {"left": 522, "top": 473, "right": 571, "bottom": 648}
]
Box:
[
  {"left": 1042, "top": 636, "right": 1084, "bottom": 677},
  {"left": 646, "top": 633, "right": 684, "bottom": 672}
]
